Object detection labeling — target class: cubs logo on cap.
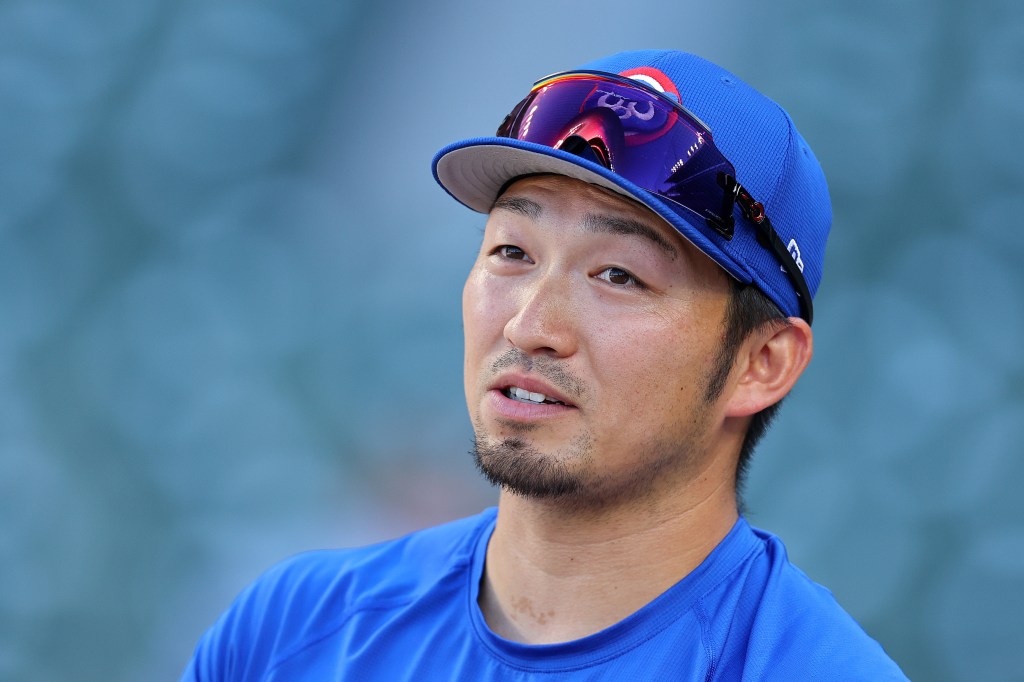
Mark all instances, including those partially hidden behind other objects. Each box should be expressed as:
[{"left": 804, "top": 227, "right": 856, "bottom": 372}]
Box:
[
  {"left": 579, "top": 66, "right": 683, "bottom": 146},
  {"left": 620, "top": 66, "right": 681, "bottom": 104}
]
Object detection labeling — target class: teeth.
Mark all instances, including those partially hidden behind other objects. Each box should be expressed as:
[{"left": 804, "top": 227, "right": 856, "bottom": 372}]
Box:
[
  {"left": 507, "top": 386, "right": 564, "bottom": 405},
  {"left": 513, "top": 387, "right": 544, "bottom": 403}
]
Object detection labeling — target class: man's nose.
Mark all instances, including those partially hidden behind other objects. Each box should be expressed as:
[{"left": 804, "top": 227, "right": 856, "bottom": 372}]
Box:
[{"left": 503, "top": 271, "right": 579, "bottom": 358}]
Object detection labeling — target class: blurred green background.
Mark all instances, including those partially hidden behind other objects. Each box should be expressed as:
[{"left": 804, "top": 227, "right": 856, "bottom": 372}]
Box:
[{"left": 2, "top": 0, "right": 1022, "bottom": 680}]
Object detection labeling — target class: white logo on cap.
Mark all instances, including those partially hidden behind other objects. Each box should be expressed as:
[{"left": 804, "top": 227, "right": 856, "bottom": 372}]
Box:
[
  {"left": 627, "top": 73, "right": 666, "bottom": 93},
  {"left": 787, "top": 239, "right": 805, "bottom": 273},
  {"left": 596, "top": 90, "right": 656, "bottom": 121}
]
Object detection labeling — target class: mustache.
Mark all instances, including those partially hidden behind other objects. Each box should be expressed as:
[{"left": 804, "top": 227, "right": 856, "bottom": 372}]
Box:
[{"left": 489, "top": 348, "right": 588, "bottom": 403}]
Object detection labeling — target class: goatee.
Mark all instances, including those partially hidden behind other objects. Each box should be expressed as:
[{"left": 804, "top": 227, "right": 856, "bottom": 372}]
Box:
[{"left": 471, "top": 432, "right": 588, "bottom": 499}]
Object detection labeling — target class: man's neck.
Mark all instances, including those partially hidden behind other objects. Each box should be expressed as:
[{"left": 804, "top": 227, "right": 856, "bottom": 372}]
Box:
[{"left": 479, "top": 476, "right": 738, "bottom": 645}]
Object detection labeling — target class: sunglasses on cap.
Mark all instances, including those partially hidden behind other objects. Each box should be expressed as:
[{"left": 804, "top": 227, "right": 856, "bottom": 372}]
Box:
[{"left": 495, "top": 70, "right": 813, "bottom": 324}]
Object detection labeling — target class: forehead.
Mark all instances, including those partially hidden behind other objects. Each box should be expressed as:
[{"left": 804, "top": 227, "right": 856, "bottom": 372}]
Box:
[{"left": 495, "top": 174, "right": 661, "bottom": 223}]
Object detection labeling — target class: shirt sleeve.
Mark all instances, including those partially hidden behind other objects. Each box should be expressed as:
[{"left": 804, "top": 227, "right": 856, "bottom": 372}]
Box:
[
  {"left": 179, "top": 579, "right": 264, "bottom": 682},
  {"left": 178, "top": 554, "right": 319, "bottom": 682}
]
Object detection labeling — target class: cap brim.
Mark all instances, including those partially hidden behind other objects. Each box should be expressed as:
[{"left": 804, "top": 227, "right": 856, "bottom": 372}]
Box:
[{"left": 431, "top": 136, "right": 751, "bottom": 285}]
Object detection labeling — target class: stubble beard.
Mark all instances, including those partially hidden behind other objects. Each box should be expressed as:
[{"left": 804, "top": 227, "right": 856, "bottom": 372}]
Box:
[
  {"left": 469, "top": 347, "right": 720, "bottom": 513},
  {"left": 472, "top": 426, "right": 591, "bottom": 499},
  {"left": 470, "top": 411, "right": 711, "bottom": 514}
]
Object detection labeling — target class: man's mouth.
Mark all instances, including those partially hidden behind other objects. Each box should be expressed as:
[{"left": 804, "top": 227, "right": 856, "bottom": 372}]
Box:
[{"left": 502, "top": 386, "right": 568, "bottom": 406}]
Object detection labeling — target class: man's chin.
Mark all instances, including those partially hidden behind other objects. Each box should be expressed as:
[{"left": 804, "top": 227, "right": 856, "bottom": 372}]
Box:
[{"left": 471, "top": 435, "right": 585, "bottom": 499}]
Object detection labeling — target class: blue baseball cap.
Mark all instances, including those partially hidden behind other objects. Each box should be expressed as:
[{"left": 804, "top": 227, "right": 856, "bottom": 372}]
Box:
[{"left": 432, "top": 50, "right": 831, "bottom": 322}]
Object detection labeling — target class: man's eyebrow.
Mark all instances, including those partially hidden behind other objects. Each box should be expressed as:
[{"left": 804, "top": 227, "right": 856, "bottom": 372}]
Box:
[
  {"left": 490, "top": 196, "right": 678, "bottom": 259},
  {"left": 581, "top": 213, "right": 678, "bottom": 258},
  {"left": 490, "top": 195, "right": 542, "bottom": 219}
]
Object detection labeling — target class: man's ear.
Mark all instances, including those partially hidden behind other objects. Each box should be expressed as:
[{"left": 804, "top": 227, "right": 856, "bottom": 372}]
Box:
[{"left": 723, "top": 318, "right": 813, "bottom": 418}]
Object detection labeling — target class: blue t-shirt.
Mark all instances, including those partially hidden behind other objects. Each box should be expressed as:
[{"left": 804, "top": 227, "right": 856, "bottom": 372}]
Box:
[{"left": 182, "top": 508, "right": 907, "bottom": 680}]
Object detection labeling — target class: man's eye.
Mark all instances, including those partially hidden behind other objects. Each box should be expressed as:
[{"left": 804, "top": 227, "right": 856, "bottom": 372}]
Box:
[
  {"left": 494, "top": 245, "right": 530, "bottom": 261},
  {"left": 597, "top": 267, "right": 643, "bottom": 288}
]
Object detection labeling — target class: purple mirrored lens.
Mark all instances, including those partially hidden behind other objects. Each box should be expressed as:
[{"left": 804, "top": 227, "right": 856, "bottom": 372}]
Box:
[{"left": 501, "top": 75, "right": 736, "bottom": 228}]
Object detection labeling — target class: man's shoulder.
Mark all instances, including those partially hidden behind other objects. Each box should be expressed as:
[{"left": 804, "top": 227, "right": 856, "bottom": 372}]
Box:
[
  {"left": 181, "top": 509, "right": 496, "bottom": 681},
  {"left": 713, "top": 523, "right": 908, "bottom": 680},
  {"left": 245, "top": 507, "right": 493, "bottom": 614}
]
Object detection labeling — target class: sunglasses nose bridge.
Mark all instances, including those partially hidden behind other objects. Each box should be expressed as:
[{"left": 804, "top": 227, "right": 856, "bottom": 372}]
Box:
[{"left": 551, "top": 107, "right": 626, "bottom": 172}]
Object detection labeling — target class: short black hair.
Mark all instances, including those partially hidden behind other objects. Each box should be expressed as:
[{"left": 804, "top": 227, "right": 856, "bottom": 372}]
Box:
[{"left": 703, "top": 280, "right": 792, "bottom": 498}]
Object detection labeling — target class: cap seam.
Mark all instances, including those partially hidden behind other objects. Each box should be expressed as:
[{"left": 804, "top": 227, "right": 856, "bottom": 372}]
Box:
[
  {"left": 648, "top": 50, "right": 681, "bottom": 73},
  {"left": 763, "top": 102, "right": 796, "bottom": 210}
]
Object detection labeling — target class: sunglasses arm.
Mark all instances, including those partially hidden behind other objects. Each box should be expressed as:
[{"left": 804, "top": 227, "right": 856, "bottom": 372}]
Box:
[{"left": 717, "top": 173, "right": 814, "bottom": 324}]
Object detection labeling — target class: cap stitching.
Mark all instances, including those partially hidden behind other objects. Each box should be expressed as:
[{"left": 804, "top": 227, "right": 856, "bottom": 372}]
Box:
[{"left": 763, "top": 101, "right": 796, "bottom": 211}]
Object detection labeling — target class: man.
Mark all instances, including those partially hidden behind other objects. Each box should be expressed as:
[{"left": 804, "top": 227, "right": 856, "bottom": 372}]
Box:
[{"left": 183, "top": 50, "right": 907, "bottom": 680}]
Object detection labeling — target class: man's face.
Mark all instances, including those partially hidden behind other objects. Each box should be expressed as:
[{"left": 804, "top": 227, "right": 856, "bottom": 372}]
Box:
[{"left": 462, "top": 175, "right": 734, "bottom": 509}]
